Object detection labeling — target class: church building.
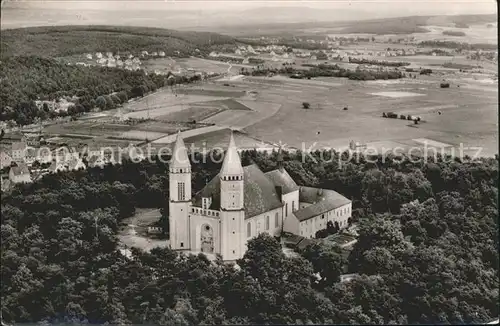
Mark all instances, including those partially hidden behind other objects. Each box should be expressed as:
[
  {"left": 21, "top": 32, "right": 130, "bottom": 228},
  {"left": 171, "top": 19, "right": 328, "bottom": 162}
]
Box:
[{"left": 168, "top": 131, "right": 352, "bottom": 261}]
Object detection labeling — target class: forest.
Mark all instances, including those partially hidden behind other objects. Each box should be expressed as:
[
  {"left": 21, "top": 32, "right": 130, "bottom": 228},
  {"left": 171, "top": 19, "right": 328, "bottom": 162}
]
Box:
[
  {"left": 0, "top": 25, "right": 236, "bottom": 59},
  {"left": 0, "top": 56, "right": 202, "bottom": 125},
  {"left": 1, "top": 149, "right": 498, "bottom": 324}
]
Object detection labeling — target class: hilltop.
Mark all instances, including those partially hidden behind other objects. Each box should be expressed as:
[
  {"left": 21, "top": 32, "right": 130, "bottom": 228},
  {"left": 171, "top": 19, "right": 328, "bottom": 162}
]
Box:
[{"left": 0, "top": 25, "right": 237, "bottom": 58}]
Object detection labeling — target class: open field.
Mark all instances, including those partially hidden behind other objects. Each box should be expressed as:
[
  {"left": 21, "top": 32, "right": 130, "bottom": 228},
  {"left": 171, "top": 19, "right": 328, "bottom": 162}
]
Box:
[
  {"left": 123, "top": 89, "right": 228, "bottom": 112},
  {"left": 156, "top": 106, "right": 224, "bottom": 122},
  {"left": 370, "top": 91, "right": 425, "bottom": 98},
  {"left": 237, "top": 72, "right": 497, "bottom": 157}
]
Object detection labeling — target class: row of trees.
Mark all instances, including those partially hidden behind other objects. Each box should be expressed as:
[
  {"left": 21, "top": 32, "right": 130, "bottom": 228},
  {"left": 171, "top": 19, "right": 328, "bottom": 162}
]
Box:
[
  {"left": 348, "top": 57, "right": 410, "bottom": 67},
  {"left": 1, "top": 149, "right": 498, "bottom": 324},
  {"left": 418, "top": 40, "right": 498, "bottom": 51},
  {"left": 242, "top": 63, "right": 405, "bottom": 80}
]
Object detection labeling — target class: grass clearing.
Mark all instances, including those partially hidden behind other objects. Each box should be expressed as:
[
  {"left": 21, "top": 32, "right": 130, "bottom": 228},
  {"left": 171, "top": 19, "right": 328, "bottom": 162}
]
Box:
[
  {"left": 156, "top": 106, "right": 224, "bottom": 122},
  {"left": 370, "top": 91, "right": 426, "bottom": 98},
  {"left": 177, "top": 88, "right": 246, "bottom": 97},
  {"left": 117, "top": 130, "right": 168, "bottom": 141}
]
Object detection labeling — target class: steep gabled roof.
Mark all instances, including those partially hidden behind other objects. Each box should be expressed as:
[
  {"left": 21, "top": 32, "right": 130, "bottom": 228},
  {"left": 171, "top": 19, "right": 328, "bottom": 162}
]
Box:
[
  {"left": 10, "top": 163, "right": 30, "bottom": 176},
  {"left": 193, "top": 164, "right": 283, "bottom": 219},
  {"left": 264, "top": 168, "right": 299, "bottom": 194},
  {"left": 11, "top": 142, "right": 26, "bottom": 151},
  {"left": 170, "top": 131, "right": 190, "bottom": 168},
  {"left": 220, "top": 132, "right": 243, "bottom": 176},
  {"left": 293, "top": 186, "right": 351, "bottom": 222}
]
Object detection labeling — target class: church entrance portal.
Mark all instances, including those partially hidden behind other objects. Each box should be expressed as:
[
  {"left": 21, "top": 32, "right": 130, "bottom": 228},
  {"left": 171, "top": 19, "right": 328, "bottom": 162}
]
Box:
[{"left": 200, "top": 224, "right": 214, "bottom": 253}]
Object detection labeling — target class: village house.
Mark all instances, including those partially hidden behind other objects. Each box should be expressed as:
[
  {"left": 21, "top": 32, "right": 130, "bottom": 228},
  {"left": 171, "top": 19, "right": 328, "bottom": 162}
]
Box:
[
  {"left": 121, "top": 144, "right": 145, "bottom": 162},
  {"left": 107, "top": 58, "right": 117, "bottom": 68},
  {"left": 0, "top": 151, "right": 13, "bottom": 169},
  {"left": 1, "top": 174, "right": 11, "bottom": 192},
  {"left": 86, "top": 53, "right": 93, "bottom": 60},
  {"left": 49, "top": 156, "right": 86, "bottom": 173},
  {"left": 11, "top": 140, "right": 27, "bottom": 162},
  {"left": 159, "top": 51, "right": 166, "bottom": 57},
  {"left": 25, "top": 148, "right": 37, "bottom": 165},
  {"left": 87, "top": 155, "right": 106, "bottom": 168},
  {"left": 9, "top": 163, "right": 32, "bottom": 184},
  {"left": 36, "top": 148, "right": 53, "bottom": 164},
  {"left": 96, "top": 52, "right": 103, "bottom": 59}
]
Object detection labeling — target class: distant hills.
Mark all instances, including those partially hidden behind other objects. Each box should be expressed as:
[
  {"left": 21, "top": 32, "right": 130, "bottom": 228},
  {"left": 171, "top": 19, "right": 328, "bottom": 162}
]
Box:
[
  {"left": 0, "top": 25, "right": 236, "bottom": 58},
  {"left": 200, "top": 13, "right": 498, "bottom": 36}
]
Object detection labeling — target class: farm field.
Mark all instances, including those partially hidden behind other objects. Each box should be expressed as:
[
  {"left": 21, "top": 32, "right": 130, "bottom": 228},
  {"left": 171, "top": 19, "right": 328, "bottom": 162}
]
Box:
[
  {"left": 123, "top": 89, "right": 229, "bottom": 112},
  {"left": 237, "top": 72, "right": 497, "bottom": 157}
]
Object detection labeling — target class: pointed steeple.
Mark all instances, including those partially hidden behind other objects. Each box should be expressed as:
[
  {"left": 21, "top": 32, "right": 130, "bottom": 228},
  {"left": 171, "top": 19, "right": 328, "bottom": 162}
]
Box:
[
  {"left": 277, "top": 145, "right": 284, "bottom": 171},
  {"left": 221, "top": 131, "right": 243, "bottom": 177},
  {"left": 170, "top": 131, "right": 190, "bottom": 169}
]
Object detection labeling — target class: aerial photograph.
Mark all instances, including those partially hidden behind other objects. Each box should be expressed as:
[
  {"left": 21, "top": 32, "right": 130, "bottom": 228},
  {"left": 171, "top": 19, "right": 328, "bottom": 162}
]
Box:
[{"left": 0, "top": 0, "right": 498, "bottom": 324}]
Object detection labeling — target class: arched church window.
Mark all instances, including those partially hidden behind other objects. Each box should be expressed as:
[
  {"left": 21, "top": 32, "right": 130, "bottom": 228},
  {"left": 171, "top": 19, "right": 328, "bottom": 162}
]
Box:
[
  {"left": 275, "top": 212, "right": 279, "bottom": 227},
  {"left": 247, "top": 222, "right": 251, "bottom": 237},
  {"left": 265, "top": 216, "right": 270, "bottom": 230},
  {"left": 285, "top": 203, "right": 288, "bottom": 217},
  {"left": 292, "top": 201, "right": 295, "bottom": 212}
]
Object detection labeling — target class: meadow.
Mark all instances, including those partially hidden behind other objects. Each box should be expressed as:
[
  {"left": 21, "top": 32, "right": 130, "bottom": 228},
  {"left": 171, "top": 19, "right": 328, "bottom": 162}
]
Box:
[{"left": 235, "top": 72, "right": 498, "bottom": 157}]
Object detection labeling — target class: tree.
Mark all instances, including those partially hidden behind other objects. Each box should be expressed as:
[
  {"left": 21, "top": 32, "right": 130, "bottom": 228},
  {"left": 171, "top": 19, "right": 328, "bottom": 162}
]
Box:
[
  {"left": 302, "top": 102, "right": 311, "bottom": 109},
  {"left": 95, "top": 96, "right": 106, "bottom": 110},
  {"left": 300, "top": 242, "right": 346, "bottom": 286}
]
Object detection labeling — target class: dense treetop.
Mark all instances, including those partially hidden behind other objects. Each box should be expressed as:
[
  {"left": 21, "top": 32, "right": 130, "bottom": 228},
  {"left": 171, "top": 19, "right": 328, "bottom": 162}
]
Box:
[
  {"left": 1, "top": 149, "right": 498, "bottom": 324},
  {"left": 0, "top": 56, "right": 202, "bottom": 125}
]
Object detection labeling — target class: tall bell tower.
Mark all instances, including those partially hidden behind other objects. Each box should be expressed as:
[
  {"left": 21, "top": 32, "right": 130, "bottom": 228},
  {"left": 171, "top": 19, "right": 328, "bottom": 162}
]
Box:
[
  {"left": 219, "top": 132, "right": 246, "bottom": 261},
  {"left": 169, "top": 132, "right": 191, "bottom": 251}
]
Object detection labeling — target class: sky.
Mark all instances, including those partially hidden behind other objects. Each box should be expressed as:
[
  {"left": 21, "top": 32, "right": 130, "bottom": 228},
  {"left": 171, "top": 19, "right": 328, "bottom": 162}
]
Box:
[
  {"left": 2, "top": 0, "right": 497, "bottom": 15},
  {"left": 1, "top": 0, "right": 497, "bottom": 30}
]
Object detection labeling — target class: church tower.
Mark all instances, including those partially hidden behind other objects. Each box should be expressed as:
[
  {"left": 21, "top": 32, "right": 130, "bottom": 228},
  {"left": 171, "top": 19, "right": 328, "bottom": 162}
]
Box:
[
  {"left": 219, "top": 132, "right": 246, "bottom": 261},
  {"left": 169, "top": 132, "right": 192, "bottom": 251}
]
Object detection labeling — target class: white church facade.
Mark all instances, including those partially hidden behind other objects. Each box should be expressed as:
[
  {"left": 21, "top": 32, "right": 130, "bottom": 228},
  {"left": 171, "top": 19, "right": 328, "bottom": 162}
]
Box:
[{"left": 168, "top": 132, "right": 352, "bottom": 261}]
